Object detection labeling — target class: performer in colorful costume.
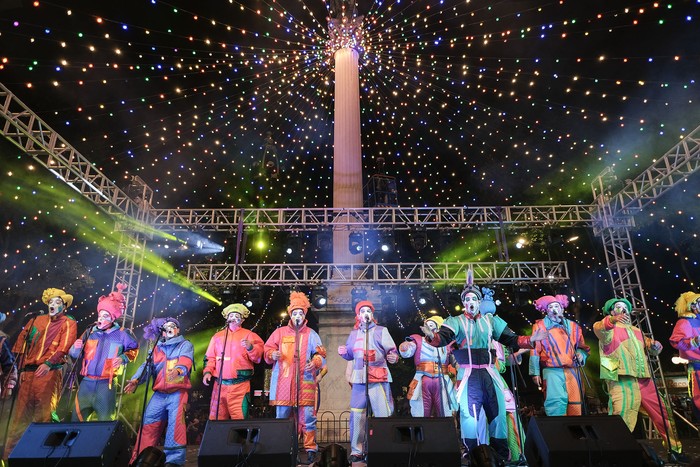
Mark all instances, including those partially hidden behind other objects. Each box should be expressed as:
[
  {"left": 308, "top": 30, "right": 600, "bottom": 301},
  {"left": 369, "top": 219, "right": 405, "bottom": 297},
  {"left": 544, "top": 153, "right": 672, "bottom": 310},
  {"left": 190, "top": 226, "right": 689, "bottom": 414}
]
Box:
[
  {"left": 5, "top": 287, "right": 77, "bottom": 458},
  {"left": 669, "top": 291, "right": 700, "bottom": 419},
  {"left": 203, "top": 303, "right": 264, "bottom": 420},
  {"left": 474, "top": 289, "right": 528, "bottom": 463},
  {"left": 529, "top": 294, "right": 589, "bottom": 416},
  {"left": 125, "top": 317, "right": 194, "bottom": 467},
  {"left": 264, "top": 291, "right": 326, "bottom": 465},
  {"left": 399, "top": 315, "right": 456, "bottom": 417},
  {"left": 422, "top": 273, "right": 547, "bottom": 461},
  {"left": 69, "top": 283, "right": 139, "bottom": 421},
  {"left": 338, "top": 300, "right": 399, "bottom": 463},
  {"left": 594, "top": 297, "right": 687, "bottom": 464}
]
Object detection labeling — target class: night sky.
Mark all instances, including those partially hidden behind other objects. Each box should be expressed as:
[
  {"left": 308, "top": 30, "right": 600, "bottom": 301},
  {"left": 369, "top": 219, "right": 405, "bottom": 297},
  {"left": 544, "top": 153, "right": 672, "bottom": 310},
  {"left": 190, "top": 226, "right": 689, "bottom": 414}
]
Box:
[{"left": 0, "top": 1, "right": 698, "bottom": 374}]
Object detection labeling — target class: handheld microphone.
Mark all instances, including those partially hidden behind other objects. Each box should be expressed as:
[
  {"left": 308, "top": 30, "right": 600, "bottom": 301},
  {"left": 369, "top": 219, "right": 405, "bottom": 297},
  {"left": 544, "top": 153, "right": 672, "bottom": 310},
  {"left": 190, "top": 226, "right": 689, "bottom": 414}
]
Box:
[{"left": 364, "top": 315, "right": 371, "bottom": 324}]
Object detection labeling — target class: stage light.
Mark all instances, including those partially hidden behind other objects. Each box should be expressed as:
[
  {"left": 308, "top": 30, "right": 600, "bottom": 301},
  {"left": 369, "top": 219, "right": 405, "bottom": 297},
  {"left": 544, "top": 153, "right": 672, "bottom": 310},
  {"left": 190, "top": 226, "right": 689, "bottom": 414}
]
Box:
[
  {"left": 316, "top": 227, "right": 332, "bottom": 252},
  {"left": 379, "top": 230, "right": 394, "bottom": 253},
  {"left": 416, "top": 284, "right": 433, "bottom": 309},
  {"left": 284, "top": 231, "right": 302, "bottom": 260},
  {"left": 351, "top": 288, "right": 367, "bottom": 311},
  {"left": 409, "top": 227, "right": 428, "bottom": 251},
  {"left": 442, "top": 285, "right": 462, "bottom": 314},
  {"left": 311, "top": 285, "right": 328, "bottom": 309},
  {"left": 381, "top": 292, "right": 397, "bottom": 314},
  {"left": 245, "top": 286, "right": 263, "bottom": 310},
  {"left": 349, "top": 231, "right": 364, "bottom": 255}
]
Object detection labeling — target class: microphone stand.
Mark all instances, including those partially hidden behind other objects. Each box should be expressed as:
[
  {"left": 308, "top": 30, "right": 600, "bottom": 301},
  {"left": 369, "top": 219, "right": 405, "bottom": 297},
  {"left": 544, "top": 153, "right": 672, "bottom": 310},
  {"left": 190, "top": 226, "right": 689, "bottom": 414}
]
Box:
[
  {"left": 134, "top": 339, "right": 157, "bottom": 461},
  {"left": 292, "top": 320, "right": 303, "bottom": 467},
  {"left": 214, "top": 324, "right": 230, "bottom": 420},
  {"left": 59, "top": 323, "right": 97, "bottom": 420},
  {"left": 363, "top": 319, "right": 371, "bottom": 459},
  {"left": 506, "top": 347, "right": 527, "bottom": 465}
]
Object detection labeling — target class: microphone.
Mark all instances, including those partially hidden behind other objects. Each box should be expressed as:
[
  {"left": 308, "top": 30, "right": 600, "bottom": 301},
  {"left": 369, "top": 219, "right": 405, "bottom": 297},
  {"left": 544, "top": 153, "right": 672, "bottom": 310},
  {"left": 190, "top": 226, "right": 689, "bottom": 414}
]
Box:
[
  {"left": 364, "top": 315, "right": 371, "bottom": 324},
  {"left": 25, "top": 310, "right": 44, "bottom": 318}
]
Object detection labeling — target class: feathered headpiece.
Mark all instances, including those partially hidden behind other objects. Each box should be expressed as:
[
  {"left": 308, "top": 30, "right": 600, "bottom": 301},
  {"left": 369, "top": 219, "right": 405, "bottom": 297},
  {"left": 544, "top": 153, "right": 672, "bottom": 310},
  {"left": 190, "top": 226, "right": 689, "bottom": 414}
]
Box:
[
  {"left": 287, "top": 291, "right": 311, "bottom": 315},
  {"left": 675, "top": 292, "right": 700, "bottom": 318},
  {"left": 460, "top": 268, "right": 482, "bottom": 302}
]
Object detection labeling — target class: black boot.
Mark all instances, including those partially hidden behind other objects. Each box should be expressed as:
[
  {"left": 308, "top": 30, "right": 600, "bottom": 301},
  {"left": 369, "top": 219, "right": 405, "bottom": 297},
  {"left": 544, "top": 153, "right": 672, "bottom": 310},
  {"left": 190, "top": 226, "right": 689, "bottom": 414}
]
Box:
[{"left": 489, "top": 438, "right": 509, "bottom": 465}]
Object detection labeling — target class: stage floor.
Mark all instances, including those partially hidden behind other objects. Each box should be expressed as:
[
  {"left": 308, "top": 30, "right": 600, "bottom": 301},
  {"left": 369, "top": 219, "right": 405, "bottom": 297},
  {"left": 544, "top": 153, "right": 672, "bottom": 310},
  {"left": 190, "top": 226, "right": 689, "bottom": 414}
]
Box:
[{"left": 181, "top": 437, "right": 700, "bottom": 466}]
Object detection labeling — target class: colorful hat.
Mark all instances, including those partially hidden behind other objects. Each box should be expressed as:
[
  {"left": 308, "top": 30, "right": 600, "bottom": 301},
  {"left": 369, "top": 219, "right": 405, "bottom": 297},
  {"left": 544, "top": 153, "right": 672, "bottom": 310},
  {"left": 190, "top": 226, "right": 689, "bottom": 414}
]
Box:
[
  {"left": 534, "top": 294, "right": 569, "bottom": 313},
  {"left": 602, "top": 298, "right": 633, "bottom": 315},
  {"left": 97, "top": 283, "right": 127, "bottom": 320},
  {"left": 287, "top": 291, "right": 311, "bottom": 314},
  {"left": 674, "top": 292, "right": 700, "bottom": 318},
  {"left": 222, "top": 303, "right": 250, "bottom": 319},
  {"left": 460, "top": 269, "right": 482, "bottom": 302},
  {"left": 42, "top": 288, "right": 73, "bottom": 308},
  {"left": 425, "top": 315, "right": 444, "bottom": 328}
]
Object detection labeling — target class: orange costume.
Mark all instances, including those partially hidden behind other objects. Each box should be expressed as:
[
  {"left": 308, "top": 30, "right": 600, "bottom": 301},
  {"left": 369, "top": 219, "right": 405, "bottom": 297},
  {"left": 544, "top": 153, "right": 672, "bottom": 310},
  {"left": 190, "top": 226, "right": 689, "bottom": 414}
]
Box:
[{"left": 5, "top": 288, "right": 77, "bottom": 458}]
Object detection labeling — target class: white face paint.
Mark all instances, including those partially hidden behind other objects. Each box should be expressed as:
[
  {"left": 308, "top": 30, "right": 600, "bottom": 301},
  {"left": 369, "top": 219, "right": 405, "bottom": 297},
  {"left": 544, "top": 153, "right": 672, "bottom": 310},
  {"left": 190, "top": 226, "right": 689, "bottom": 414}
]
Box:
[
  {"left": 161, "top": 321, "right": 180, "bottom": 340},
  {"left": 462, "top": 293, "right": 480, "bottom": 317},
  {"left": 48, "top": 297, "right": 65, "bottom": 317},
  {"left": 611, "top": 301, "right": 629, "bottom": 317},
  {"left": 97, "top": 310, "right": 114, "bottom": 330},
  {"left": 226, "top": 312, "right": 243, "bottom": 327},
  {"left": 359, "top": 306, "right": 373, "bottom": 325},
  {"left": 290, "top": 309, "right": 305, "bottom": 326},
  {"left": 546, "top": 302, "right": 564, "bottom": 324},
  {"left": 425, "top": 320, "right": 438, "bottom": 332},
  {"left": 692, "top": 299, "right": 700, "bottom": 315}
]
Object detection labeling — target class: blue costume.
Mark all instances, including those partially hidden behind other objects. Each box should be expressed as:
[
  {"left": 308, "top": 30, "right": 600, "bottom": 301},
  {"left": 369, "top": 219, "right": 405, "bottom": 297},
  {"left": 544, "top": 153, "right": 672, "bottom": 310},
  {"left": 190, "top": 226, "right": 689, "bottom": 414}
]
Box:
[{"left": 128, "top": 319, "right": 194, "bottom": 467}]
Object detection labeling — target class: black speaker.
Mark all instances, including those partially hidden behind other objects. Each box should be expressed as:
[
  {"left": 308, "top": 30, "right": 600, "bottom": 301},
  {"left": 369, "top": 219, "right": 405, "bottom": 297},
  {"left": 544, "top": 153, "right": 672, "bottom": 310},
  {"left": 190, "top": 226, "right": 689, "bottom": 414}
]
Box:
[
  {"left": 524, "top": 415, "right": 644, "bottom": 467},
  {"left": 197, "top": 418, "right": 295, "bottom": 466},
  {"left": 366, "top": 417, "right": 461, "bottom": 466},
  {"left": 8, "top": 420, "right": 130, "bottom": 467}
]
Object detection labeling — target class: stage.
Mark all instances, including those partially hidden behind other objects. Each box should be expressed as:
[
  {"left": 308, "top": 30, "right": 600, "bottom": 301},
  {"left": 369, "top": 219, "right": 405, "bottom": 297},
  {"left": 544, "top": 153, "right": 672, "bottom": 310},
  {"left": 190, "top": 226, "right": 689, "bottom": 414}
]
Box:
[{"left": 179, "top": 437, "right": 700, "bottom": 466}]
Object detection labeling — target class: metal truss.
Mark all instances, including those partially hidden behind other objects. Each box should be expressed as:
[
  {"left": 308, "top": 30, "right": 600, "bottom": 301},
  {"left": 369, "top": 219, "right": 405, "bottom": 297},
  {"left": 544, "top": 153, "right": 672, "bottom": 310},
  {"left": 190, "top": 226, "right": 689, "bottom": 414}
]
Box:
[
  {"left": 0, "top": 83, "right": 149, "bottom": 221},
  {"left": 607, "top": 123, "right": 700, "bottom": 217},
  {"left": 150, "top": 204, "right": 595, "bottom": 232},
  {"left": 589, "top": 128, "right": 700, "bottom": 440},
  {"left": 186, "top": 261, "right": 569, "bottom": 287}
]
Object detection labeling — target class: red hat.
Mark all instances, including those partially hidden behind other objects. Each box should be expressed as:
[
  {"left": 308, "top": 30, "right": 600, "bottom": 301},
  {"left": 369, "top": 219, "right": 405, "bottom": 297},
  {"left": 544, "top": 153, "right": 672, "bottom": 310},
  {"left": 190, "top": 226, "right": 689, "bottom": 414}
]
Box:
[
  {"left": 354, "top": 300, "right": 377, "bottom": 329},
  {"left": 534, "top": 294, "right": 569, "bottom": 313},
  {"left": 97, "top": 283, "right": 127, "bottom": 321}
]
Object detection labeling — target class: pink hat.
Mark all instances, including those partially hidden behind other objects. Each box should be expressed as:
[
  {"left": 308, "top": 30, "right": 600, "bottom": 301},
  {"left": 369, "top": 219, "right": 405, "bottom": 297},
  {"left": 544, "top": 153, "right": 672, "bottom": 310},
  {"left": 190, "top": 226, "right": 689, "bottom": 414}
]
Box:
[
  {"left": 97, "top": 283, "right": 127, "bottom": 320},
  {"left": 534, "top": 294, "right": 569, "bottom": 313}
]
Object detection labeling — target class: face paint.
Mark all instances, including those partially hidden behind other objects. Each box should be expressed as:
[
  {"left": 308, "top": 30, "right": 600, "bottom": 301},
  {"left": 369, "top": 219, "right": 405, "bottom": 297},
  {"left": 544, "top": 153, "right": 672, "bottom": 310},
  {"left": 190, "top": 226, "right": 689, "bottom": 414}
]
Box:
[
  {"left": 611, "top": 301, "right": 629, "bottom": 316},
  {"left": 462, "top": 293, "right": 480, "bottom": 317},
  {"left": 546, "top": 302, "right": 564, "bottom": 324},
  {"left": 693, "top": 299, "right": 700, "bottom": 314},
  {"left": 48, "top": 297, "right": 65, "bottom": 317},
  {"left": 425, "top": 320, "right": 438, "bottom": 332},
  {"left": 97, "top": 310, "right": 114, "bottom": 330},
  {"left": 226, "top": 312, "right": 243, "bottom": 328},
  {"left": 359, "top": 306, "right": 373, "bottom": 325},
  {"left": 290, "top": 309, "right": 305, "bottom": 326},
  {"left": 161, "top": 321, "right": 180, "bottom": 340}
]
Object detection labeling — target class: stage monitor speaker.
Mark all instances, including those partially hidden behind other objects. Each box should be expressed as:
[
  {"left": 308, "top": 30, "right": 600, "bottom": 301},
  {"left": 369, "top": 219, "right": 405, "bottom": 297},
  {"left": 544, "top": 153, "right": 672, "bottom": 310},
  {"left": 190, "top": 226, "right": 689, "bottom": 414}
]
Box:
[
  {"left": 366, "top": 417, "right": 461, "bottom": 466},
  {"left": 524, "top": 415, "right": 644, "bottom": 467},
  {"left": 197, "top": 418, "right": 295, "bottom": 467},
  {"left": 8, "top": 420, "right": 130, "bottom": 467}
]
